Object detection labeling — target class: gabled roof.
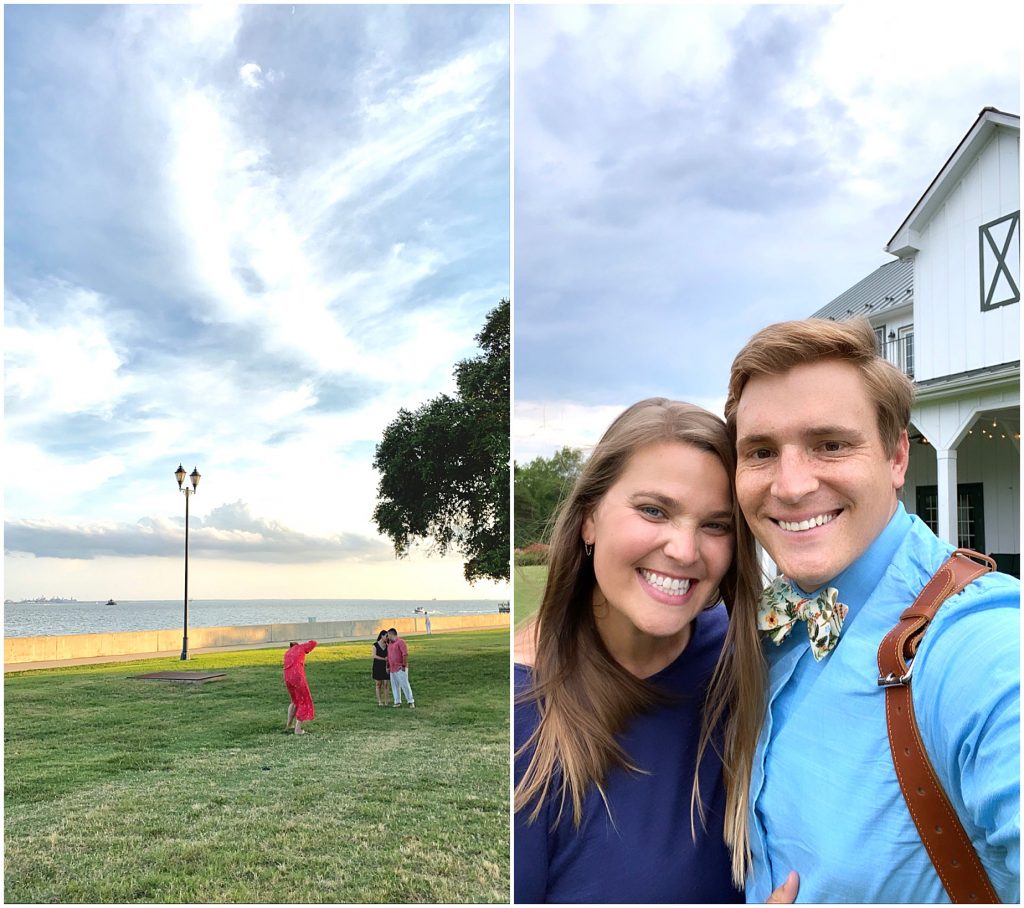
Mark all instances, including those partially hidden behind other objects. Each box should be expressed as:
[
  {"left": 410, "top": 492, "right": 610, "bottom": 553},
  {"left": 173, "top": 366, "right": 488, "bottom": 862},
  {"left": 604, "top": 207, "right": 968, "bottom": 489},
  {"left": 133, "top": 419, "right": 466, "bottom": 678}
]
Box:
[
  {"left": 811, "top": 257, "right": 913, "bottom": 321},
  {"left": 886, "top": 107, "right": 1020, "bottom": 257}
]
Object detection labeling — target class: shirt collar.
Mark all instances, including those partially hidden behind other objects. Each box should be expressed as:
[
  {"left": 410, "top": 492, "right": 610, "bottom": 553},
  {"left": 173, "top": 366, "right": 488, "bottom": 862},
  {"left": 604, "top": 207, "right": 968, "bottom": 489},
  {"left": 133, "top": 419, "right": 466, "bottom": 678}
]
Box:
[{"left": 794, "top": 502, "right": 912, "bottom": 618}]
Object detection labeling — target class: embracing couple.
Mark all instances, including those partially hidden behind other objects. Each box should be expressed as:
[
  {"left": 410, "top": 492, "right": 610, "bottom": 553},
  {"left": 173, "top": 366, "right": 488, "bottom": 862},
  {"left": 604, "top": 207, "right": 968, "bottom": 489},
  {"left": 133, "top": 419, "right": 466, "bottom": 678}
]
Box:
[{"left": 513, "top": 318, "right": 1020, "bottom": 904}]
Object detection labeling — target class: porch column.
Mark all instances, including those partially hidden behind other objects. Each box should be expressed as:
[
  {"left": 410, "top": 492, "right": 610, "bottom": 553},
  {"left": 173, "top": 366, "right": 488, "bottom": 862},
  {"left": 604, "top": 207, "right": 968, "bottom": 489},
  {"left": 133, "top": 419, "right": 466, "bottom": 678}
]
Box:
[{"left": 935, "top": 447, "right": 958, "bottom": 546}]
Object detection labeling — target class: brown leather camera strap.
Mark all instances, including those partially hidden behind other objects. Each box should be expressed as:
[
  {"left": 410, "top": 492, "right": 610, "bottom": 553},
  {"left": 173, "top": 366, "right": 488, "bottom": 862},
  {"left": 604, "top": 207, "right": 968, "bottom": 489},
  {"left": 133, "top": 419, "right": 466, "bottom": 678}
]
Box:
[{"left": 876, "top": 548, "right": 999, "bottom": 903}]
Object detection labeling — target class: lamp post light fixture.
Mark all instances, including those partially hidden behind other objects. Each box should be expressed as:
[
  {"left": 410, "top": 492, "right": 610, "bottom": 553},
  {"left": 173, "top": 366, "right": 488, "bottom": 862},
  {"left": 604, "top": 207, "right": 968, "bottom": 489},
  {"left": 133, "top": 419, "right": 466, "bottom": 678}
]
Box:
[{"left": 175, "top": 464, "right": 201, "bottom": 660}]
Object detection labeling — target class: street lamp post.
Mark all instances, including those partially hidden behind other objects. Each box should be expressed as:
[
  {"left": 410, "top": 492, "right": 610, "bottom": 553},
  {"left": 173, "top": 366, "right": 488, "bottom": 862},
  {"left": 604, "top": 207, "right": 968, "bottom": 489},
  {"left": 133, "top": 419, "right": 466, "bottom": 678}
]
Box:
[{"left": 175, "top": 464, "right": 201, "bottom": 660}]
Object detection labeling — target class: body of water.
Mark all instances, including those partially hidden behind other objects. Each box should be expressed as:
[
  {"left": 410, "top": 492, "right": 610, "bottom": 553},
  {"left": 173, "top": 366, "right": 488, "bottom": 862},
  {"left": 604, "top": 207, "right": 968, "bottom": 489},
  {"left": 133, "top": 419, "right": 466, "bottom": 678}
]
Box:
[{"left": 3, "top": 598, "right": 507, "bottom": 638}]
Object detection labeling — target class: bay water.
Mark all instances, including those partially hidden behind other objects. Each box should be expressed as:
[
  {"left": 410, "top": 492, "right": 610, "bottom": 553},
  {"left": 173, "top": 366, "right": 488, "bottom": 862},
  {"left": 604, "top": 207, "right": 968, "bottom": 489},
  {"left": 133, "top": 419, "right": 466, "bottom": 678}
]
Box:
[{"left": 3, "top": 598, "right": 506, "bottom": 638}]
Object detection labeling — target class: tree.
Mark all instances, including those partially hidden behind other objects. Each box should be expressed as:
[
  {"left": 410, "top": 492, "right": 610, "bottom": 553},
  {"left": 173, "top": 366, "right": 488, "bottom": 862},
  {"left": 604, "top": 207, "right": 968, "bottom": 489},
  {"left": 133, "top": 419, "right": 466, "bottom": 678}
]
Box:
[
  {"left": 513, "top": 446, "right": 585, "bottom": 548},
  {"left": 372, "top": 299, "right": 510, "bottom": 583}
]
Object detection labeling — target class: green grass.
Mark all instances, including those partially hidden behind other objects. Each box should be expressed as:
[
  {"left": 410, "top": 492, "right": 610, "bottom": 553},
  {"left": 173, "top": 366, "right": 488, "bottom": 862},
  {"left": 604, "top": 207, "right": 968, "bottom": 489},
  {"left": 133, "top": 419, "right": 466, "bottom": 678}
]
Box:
[
  {"left": 513, "top": 564, "right": 547, "bottom": 627},
  {"left": 4, "top": 630, "right": 509, "bottom": 904}
]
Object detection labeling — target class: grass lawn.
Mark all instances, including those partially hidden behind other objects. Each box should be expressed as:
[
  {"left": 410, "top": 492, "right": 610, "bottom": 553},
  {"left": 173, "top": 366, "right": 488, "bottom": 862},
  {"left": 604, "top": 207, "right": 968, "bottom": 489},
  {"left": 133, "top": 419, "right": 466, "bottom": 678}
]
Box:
[
  {"left": 513, "top": 564, "right": 547, "bottom": 627},
  {"left": 4, "top": 629, "right": 509, "bottom": 904}
]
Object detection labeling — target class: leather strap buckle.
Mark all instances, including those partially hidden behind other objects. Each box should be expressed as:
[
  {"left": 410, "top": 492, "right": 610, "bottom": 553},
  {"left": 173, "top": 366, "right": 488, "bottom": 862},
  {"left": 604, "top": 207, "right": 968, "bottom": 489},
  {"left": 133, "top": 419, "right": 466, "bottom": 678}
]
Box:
[{"left": 877, "top": 659, "right": 914, "bottom": 687}]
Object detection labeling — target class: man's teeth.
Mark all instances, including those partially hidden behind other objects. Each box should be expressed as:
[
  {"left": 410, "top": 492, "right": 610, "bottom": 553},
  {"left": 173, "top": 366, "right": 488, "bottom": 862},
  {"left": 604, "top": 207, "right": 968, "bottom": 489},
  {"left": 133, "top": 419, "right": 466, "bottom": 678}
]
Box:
[
  {"left": 778, "top": 513, "right": 836, "bottom": 532},
  {"left": 640, "top": 570, "right": 691, "bottom": 595}
]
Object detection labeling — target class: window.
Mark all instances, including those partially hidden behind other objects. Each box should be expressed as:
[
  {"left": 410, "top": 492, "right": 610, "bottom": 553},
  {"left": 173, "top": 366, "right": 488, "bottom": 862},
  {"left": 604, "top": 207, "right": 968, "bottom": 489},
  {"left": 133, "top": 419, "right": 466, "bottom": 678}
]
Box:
[
  {"left": 915, "top": 483, "right": 985, "bottom": 552},
  {"left": 898, "top": 325, "right": 914, "bottom": 378}
]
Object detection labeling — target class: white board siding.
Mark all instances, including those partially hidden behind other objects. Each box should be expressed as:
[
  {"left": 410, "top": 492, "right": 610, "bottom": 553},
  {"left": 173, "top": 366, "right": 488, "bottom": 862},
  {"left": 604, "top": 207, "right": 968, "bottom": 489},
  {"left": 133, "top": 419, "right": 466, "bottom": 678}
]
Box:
[
  {"left": 910, "top": 385, "right": 1019, "bottom": 451},
  {"left": 904, "top": 432, "right": 1019, "bottom": 555},
  {"left": 914, "top": 128, "right": 1020, "bottom": 383}
]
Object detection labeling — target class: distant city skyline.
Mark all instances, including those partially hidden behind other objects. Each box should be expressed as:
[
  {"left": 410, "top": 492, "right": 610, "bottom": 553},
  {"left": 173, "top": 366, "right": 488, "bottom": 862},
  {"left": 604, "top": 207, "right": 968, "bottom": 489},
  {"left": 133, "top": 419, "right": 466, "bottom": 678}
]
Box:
[{"left": 4, "top": 5, "right": 510, "bottom": 601}]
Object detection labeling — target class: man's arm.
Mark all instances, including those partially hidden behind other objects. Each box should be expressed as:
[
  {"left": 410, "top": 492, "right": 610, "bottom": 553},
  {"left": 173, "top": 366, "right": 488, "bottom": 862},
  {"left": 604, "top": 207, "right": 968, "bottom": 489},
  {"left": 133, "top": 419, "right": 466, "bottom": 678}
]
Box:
[{"left": 917, "top": 598, "right": 1020, "bottom": 900}]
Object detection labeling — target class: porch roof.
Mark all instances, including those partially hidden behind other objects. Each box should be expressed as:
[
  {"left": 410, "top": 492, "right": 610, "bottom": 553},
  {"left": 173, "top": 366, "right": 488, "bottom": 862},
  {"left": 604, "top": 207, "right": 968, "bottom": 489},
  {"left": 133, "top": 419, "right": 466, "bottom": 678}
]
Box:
[{"left": 810, "top": 257, "right": 913, "bottom": 322}]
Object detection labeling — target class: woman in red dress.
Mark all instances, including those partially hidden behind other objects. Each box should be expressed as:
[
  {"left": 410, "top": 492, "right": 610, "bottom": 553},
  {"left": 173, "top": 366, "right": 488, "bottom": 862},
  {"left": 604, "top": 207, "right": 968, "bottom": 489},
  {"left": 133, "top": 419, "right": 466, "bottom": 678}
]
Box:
[{"left": 284, "top": 640, "right": 317, "bottom": 735}]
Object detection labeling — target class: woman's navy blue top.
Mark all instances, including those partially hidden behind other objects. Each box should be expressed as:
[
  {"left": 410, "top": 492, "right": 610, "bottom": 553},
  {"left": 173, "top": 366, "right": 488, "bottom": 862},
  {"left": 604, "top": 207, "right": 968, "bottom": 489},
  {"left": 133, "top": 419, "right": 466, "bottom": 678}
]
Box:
[{"left": 514, "top": 603, "right": 742, "bottom": 904}]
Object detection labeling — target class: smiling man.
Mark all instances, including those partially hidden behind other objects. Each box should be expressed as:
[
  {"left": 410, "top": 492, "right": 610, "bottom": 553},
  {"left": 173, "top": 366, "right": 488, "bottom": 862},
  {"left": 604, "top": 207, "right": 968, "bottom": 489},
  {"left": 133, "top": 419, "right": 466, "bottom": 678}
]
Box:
[{"left": 725, "top": 318, "right": 1020, "bottom": 903}]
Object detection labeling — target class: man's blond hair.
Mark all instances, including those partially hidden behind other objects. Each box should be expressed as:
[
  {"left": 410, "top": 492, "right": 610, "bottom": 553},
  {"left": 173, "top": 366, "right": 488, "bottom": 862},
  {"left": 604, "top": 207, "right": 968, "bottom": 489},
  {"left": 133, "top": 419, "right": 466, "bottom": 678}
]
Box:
[{"left": 724, "top": 318, "right": 914, "bottom": 455}]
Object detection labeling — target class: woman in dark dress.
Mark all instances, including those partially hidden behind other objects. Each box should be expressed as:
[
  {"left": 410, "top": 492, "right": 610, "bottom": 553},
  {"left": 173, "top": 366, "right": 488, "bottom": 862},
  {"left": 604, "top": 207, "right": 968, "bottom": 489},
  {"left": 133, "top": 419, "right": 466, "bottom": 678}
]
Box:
[
  {"left": 372, "top": 630, "right": 391, "bottom": 706},
  {"left": 514, "top": 399, "right": 763, "bottom": 903}
]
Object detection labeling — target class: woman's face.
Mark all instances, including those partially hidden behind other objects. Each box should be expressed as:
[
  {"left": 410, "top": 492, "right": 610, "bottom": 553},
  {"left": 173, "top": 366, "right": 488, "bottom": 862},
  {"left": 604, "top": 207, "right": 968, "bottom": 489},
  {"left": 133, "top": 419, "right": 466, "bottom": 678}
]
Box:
[{"left": 582, "top": 440, "right": 734, "bottom": 641}]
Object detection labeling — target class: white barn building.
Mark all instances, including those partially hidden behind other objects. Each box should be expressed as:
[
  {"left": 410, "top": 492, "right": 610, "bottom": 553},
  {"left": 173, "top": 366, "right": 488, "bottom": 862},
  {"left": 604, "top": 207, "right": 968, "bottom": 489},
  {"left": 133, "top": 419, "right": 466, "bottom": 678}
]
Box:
[{"left": 812, "top": 107, "right": 1020, "bottom": 576}]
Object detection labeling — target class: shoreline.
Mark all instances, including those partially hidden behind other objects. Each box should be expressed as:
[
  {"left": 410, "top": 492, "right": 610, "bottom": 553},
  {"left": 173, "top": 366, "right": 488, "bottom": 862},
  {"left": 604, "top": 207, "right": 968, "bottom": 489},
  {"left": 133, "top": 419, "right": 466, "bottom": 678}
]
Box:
[
  {"left": 4, "top": 597, "right": 508, "bottom": 639},
  {"left": 4, "top": 612, "right": 510, "bottom": 673}
]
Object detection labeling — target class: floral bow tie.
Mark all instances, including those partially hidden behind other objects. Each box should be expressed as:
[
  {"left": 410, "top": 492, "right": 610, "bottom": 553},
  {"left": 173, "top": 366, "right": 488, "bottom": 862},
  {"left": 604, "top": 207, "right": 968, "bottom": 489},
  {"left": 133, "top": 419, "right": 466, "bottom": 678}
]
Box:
[{"left": 758, "top": 576, "right": 848, "bottom": 662}]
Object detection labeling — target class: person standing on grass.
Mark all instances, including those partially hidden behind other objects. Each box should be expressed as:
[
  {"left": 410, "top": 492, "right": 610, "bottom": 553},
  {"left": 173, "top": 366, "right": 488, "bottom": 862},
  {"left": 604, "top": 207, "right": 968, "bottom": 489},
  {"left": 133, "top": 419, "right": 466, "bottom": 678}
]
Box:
[
  {"left": 514, "top": 398, "right": 760, "bottom": 904},
  {"left": 372, "top": 630, "right": 391, "bottom": 706},
  {"left": 284, "top": 640, "right": 317, "bottom": 734},
  {"left": 386, "top": 627, "right": 415, "bottom": 708},
  {"left": 717, "top": 318, "right": 1019, "bottom": 902}
]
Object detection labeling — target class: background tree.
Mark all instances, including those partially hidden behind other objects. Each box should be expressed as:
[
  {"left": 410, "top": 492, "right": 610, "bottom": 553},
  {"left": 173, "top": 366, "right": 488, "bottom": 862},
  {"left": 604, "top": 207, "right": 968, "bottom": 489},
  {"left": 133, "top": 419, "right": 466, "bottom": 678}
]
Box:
[
  {"left": 372, "top": 299, "right": 510, "bottom": 583},
  {"left": 513, "top": 446, "right": 585, "bottom": 548}
]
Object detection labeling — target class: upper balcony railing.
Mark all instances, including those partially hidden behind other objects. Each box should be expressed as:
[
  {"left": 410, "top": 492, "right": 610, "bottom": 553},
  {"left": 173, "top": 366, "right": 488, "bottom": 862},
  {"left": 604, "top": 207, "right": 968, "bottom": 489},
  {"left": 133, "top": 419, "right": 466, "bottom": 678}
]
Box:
[{"left": 878, "top": 332, "right": 914, "bottom": 379}]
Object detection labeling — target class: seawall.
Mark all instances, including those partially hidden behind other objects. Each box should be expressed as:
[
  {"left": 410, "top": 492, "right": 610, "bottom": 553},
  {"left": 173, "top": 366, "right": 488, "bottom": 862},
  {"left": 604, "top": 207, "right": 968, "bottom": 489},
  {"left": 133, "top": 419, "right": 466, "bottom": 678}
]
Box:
[{"left": 4, "top": 612, "right": 510, "bottom": 672}]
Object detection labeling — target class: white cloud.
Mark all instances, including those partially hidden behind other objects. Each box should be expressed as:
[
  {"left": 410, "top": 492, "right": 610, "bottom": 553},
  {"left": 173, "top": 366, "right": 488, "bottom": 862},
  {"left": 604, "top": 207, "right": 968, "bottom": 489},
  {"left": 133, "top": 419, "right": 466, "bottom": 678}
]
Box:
[
  {"left": 514, "top": 395, "right": 730, "bottom": 465},
  {"left": 309, "top": 40, "right": 506, "bottom": 224},
  {"left": 4, "top": 284, "right": 131, "bottom": 418},
  {"left": 239, "top": 62, "right": 262, "bottom": 88},
  {"left": 4, "top": 502, "right": 392, "bottom": 564},
  {"left": 6, "top": 6, "right": 509, "bottom": 601},
  {"left": 3, "top": 441, "right": 129, "bottom": 521}
]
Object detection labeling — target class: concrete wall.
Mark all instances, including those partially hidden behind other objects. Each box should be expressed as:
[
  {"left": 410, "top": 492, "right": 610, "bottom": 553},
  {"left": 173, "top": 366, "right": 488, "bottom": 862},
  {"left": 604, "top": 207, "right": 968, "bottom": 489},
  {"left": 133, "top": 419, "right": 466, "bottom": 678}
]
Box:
[{"left": 4, "top": 613, "right": 510, "bottom": 670}]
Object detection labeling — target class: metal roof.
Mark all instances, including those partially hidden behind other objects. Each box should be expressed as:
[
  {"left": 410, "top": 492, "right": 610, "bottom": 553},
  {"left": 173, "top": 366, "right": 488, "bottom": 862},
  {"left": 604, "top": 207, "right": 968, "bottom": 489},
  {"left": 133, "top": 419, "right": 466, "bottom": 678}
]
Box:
[{"left": 810, "top": 257, "right": 913, "bottom": 322}]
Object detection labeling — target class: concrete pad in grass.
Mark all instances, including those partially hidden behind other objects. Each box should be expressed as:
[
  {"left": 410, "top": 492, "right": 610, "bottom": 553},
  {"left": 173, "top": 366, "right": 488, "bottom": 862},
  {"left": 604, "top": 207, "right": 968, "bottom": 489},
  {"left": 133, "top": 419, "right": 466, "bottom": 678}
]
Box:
[{"left": 132, "top": 671, "right": 227, "bottom": 683}]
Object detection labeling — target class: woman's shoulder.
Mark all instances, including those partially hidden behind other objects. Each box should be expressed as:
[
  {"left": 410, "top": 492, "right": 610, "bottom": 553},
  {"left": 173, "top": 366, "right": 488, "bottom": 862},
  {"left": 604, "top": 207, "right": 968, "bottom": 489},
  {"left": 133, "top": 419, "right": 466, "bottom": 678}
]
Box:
[
  {"left": 513, "top": 663, "right": 541, "bottom": 747},
  {"left": 688, "top": 602, "right": 729, "bottom": 664},
  {"left": 513, "top": 618, "right": 537, "bottom": 667},
  {"left": 513, "top": 661, "right": 534, "bottom": 687},
  {"left": 652, "top": 603, "right": 729, "bottom": 684},
  {"left": 696, "top": 601, "right": 729, "bottom": 643}
]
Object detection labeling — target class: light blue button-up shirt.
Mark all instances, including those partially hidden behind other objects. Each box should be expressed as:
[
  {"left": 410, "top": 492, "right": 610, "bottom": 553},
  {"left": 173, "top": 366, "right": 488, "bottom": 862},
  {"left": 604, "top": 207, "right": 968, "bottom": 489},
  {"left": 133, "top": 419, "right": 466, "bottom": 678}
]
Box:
[{"left": 746, "top": 504, "right": 1020, "bottom": 903}]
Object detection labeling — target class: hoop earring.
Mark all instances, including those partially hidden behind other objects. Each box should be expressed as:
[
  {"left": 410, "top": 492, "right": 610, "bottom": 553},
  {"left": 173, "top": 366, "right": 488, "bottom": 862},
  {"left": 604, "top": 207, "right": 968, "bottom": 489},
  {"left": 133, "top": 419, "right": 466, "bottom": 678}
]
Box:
[{"left": 584, "top": 541, "right": 593, "bottom": 557}]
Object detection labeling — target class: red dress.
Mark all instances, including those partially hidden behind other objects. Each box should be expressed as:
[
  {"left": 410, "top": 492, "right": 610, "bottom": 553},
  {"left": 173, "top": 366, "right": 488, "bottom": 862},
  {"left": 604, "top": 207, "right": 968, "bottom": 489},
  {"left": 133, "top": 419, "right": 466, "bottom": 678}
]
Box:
[{"left": 283, "top": 640, "right": 317, "bottom": 721}]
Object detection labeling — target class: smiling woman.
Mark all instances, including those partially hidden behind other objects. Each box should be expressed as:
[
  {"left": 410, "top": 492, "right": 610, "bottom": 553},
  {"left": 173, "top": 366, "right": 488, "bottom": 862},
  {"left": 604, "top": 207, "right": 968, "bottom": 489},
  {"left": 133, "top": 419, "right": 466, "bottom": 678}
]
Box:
[{"left": 513, "top": 398, "right": 761, "bottom": 904}]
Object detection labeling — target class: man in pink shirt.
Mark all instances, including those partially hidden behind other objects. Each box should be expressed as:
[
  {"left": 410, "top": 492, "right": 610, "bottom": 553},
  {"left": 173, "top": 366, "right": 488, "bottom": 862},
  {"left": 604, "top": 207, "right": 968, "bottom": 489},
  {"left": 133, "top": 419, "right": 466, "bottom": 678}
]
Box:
[{"left": 386, "top": 628, "right": 415, "bottom": 708}]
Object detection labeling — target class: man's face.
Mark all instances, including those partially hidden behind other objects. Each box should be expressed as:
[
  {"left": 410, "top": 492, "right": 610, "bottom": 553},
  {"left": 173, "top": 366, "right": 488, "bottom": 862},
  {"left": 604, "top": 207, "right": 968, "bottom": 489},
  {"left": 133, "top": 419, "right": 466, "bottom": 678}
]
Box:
[
  {"left": 734, "top": 359, "right": 909, "bottom": 591},
  {"left": 388, "top": 632, "right": 397, "bottom": 642}
]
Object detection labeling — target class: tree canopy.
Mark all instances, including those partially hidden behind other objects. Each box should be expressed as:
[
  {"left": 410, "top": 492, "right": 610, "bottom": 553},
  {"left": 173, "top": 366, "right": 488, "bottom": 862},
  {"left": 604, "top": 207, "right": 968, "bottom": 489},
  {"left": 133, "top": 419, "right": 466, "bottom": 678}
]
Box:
[
  {"left": 372, "top": 299, "right": 510, "bottom": 583},
  {"left": 513, "top": 446, "right": 585, "bottom": 548}
]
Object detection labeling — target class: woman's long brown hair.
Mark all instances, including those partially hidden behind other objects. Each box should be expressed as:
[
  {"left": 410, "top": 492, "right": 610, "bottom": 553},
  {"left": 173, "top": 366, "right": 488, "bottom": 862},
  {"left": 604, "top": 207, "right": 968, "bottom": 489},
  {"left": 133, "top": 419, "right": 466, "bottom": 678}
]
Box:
[
  {"left": 691, "top": 529, "right": 766, "bottom": 887},
  {"left": 514, "top": 398, "right": 761, "bottom": 841}
]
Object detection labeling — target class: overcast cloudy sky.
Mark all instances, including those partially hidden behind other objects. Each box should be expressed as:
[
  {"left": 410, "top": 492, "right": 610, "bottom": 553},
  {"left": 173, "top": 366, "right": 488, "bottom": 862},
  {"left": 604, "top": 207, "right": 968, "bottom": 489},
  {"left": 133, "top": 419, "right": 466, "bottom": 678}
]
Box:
[
  {"left": 5, "top": 5, "right": 509, "bottom": 601},
  {"left": 514, "top": 3, "right": 1020, "bottom": 463}
]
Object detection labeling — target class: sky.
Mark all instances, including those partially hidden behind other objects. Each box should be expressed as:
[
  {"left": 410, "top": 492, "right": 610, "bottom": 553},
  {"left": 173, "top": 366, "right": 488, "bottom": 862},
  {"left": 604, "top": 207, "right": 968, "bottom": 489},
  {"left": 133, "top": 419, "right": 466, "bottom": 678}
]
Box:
[
  {"left": 4, "top": 5, "right": 510, "bottom": 602},
  {"left": 514, "top": 3, "right": 1021, "bottom": 463}
]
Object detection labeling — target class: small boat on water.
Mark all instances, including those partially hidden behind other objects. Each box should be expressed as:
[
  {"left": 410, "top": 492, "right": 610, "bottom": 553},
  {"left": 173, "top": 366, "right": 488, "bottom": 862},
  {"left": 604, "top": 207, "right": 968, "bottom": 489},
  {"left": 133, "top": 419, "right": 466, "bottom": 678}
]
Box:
[
  {"left": 498, "top": 602, "right": 510, "bottom": 613},
  {"left": 105, "top": 599, "right": 117, "bottom": 606}
]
